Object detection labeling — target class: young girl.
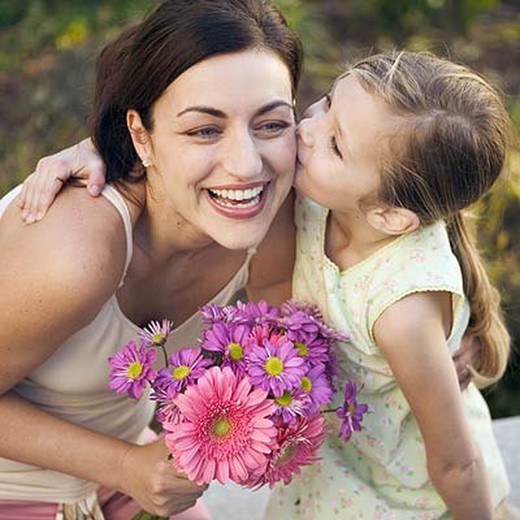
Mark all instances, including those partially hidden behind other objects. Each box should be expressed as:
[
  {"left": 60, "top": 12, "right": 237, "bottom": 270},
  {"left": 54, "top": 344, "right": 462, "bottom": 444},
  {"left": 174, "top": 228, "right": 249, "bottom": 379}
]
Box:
[{"left": 265, "top": 50, "right": 514, "bottom": 519}]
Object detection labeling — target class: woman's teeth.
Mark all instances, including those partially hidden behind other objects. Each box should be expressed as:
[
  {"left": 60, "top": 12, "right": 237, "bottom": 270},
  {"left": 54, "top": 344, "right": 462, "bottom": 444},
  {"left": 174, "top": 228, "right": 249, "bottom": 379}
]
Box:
[{"left": 208, "top": 186, "right": 263, "bottom": 208}]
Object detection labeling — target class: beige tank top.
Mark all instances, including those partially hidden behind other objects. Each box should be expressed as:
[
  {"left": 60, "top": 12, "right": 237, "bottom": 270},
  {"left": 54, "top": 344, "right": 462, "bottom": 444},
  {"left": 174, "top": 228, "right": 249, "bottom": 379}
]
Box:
[{"left": 0, "top": 184, "right": 254, "bottom": 503}]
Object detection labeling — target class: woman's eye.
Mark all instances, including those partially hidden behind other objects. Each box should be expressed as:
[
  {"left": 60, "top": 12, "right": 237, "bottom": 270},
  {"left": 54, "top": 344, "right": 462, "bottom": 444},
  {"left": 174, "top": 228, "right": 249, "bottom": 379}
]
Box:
[
  {"left": 186, "top": 127, "right": 221, "bottom": 139},
  {"left": 256, "top": 120, "right": 292, "bottom": 136},
  {"left": 330, "top": 135, "right": 342, "bottom": 158}
]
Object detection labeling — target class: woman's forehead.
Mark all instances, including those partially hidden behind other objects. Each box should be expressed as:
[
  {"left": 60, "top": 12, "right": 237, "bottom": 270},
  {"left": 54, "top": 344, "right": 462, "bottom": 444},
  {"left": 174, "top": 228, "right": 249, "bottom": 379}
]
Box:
[{"left": 159, "top": 49, "right": 294, "bottom": 111}]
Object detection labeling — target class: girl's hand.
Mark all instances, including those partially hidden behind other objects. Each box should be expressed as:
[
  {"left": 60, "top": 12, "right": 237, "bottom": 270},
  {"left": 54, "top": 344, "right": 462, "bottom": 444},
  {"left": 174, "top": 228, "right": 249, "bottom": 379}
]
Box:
[
  {"left": 452, "top": 334, "right": 482, "bottom": 390},
  {"left": 18, "top": 138, "right": 107, "bottom": 224},
  {"left": 118, "top": 438, "right": 207, "bottom": 517}
]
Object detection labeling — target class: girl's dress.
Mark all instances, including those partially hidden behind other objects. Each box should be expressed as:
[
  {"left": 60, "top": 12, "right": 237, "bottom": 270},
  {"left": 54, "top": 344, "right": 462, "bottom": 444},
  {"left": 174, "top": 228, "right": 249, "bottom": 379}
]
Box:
[
  {"left": 266, "top": 194, "right": 509, "bottom": 519},
  {"left": 0, "top": 184, "right": 255, "bottom": 519}
]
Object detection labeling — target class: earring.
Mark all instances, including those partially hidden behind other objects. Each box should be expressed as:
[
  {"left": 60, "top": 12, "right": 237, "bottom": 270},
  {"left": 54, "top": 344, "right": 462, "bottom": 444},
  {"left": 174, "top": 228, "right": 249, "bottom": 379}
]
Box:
[{"left": 141, "top": 157, "right": 152, "bottom": 168}]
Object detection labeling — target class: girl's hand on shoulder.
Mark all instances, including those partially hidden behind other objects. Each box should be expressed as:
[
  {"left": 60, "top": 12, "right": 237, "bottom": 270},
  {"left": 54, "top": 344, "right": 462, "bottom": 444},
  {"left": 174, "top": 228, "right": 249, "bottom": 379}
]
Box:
[
  {"left": 18, "top": 138, "right": 107, "bottom": 224},
  {"left": 118, "top": 438, "right": 207, "bottom": 517}
]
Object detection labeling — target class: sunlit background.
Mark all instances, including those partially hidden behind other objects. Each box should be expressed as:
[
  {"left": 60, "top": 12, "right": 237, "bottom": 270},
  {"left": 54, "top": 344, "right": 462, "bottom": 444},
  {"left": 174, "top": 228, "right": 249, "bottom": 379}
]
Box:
[{"left": 1, "top": 0, "right": 518, "bottom": 417}]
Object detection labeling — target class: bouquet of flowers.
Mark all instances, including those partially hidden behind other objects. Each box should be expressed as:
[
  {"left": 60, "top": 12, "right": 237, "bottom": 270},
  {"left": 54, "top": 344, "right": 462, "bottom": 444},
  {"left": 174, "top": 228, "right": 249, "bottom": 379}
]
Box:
[{"left": 108, "top": 299, "right": 368, "bottom": 516}]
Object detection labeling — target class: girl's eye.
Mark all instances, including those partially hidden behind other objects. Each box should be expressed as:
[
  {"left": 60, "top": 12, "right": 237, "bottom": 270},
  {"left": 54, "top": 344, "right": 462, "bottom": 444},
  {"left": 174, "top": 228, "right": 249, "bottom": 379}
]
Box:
[
  {"left": 325, "top": 93, "right": 332, "bottom": 109},
  {"left": 330, "top": 135, "right": 342, "bottom": 158}
]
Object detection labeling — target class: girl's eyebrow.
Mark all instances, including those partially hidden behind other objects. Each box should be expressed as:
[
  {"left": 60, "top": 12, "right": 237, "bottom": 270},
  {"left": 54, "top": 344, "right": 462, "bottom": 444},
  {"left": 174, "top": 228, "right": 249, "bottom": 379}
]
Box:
[{"left": 176, "top": 100, "right": 293, "bottom": 119}]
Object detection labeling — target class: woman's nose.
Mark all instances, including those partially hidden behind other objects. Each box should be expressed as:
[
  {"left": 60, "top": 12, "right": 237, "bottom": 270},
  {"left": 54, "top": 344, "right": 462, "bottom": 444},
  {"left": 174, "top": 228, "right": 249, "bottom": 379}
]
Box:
[{"left": 221, "top": 130, "right": 262, "bottom": 179}]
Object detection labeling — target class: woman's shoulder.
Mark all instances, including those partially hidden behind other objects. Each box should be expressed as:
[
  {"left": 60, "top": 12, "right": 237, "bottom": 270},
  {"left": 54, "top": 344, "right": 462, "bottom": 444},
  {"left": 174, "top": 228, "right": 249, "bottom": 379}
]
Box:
[{"left": 0, "top": 184, "right": 130, "bottom": 298}]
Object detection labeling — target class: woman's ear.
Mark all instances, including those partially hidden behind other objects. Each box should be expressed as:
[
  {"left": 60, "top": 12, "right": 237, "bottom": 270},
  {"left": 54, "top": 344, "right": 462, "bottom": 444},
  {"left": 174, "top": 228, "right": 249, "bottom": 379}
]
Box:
[
  {"left": 127, "top": 109, "right": 154, "bottom": 167},
  {"left": 366, "top": 205, "right": 420, "bottom": 235}
]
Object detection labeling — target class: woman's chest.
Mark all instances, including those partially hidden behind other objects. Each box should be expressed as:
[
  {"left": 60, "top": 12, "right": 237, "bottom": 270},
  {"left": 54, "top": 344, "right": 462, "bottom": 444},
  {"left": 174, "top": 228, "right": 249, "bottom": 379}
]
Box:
[{"left": 117, "top": 247, "right": 248, "bottom": 327}]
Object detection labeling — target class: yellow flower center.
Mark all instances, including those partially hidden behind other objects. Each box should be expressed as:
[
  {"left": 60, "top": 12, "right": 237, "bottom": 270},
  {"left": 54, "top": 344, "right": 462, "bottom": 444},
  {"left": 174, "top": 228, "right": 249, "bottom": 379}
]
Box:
[
  {"left": 265, "top": 357, "right": 284, "bottom": 376},
  {"left": 152, "top": 332, "right": 166, "bottom": 345},
  {"left": 213, "top": 417, "right": 231, "bottom": 437},
  {"left": 301, "top": 376, "right": 312, "bottom": 393},
  {"left": 274, "top": 391, "right": 293, "bottom": 407},
  {"left": 228, "top": 342, "right": 243, "bottom": 361},
  {"left": 348, "top": 403, "right": 356, "bottom": 416},
  {"left": 126, "top": 361, "right": 143, "bottom": 380},
  {"left": 294, "top": 342, "right": 308, "bottom": 357},
  {"left": 172, "top": 365, "right": 191, "bottom": 380}
]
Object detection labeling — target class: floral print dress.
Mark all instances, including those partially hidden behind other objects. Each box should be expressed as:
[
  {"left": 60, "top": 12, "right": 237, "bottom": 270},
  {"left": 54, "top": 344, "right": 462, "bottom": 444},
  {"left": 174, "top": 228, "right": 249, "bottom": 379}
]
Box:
[{"left": 265, "top": 195, "right": 509, "bottom": 519}]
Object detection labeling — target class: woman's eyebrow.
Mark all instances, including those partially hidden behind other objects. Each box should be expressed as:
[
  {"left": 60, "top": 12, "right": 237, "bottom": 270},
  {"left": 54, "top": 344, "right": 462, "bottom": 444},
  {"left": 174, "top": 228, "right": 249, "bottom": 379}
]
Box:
[
  {"left": 176, "top": 100, "right": 293, "bottom": 119},
  {"left": 176, "top": 106, "right": 226, "bottom": 118},
  {"left": 255, "top": 100, "right": 294, "bottom": 117}
]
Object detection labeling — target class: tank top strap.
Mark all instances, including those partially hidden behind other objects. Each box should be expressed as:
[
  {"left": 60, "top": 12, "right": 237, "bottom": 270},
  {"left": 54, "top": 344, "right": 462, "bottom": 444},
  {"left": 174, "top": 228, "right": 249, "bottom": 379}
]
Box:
[{"left": 101, "top": 185, "right": 134, "bottom": 286}]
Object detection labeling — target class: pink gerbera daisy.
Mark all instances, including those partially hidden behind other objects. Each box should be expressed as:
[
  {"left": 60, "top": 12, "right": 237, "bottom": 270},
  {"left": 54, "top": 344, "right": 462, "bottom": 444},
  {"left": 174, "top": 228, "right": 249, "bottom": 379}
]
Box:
[
  {"left": 108, "top": 341, "right": 156, "bottom": 399},
  {"left": 164, "top": 366, "right": 277, "bottom": 485},
  {"left": 249, "top": 413, "right": 327, "bottom": 488}
]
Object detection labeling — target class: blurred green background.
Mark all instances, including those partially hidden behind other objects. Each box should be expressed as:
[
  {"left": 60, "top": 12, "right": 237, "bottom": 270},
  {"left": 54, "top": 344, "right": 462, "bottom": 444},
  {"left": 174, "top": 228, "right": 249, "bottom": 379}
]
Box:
[{"left": 0, "top": 0, "right": 519, "bottom": 417}]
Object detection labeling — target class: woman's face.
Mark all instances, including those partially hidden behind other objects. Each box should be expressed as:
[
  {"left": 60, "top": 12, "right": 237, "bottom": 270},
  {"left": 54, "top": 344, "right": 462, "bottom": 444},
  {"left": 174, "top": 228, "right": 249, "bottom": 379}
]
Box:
[{"left": 136, "top": 49, "right": 296, "bottom": 250}]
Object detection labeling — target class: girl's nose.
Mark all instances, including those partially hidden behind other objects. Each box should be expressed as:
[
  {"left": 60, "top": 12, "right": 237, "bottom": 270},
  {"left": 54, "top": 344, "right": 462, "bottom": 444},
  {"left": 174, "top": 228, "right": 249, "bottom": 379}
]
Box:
[{"left": 297, "top": 118, "right": 315, "bottom": 148}]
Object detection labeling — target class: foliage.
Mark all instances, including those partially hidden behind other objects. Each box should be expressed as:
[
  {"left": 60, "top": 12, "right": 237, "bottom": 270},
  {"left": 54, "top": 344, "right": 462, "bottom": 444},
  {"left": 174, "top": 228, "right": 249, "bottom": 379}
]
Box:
[{"left": 0, "top": 0, "right": 519, "bottom": 417}]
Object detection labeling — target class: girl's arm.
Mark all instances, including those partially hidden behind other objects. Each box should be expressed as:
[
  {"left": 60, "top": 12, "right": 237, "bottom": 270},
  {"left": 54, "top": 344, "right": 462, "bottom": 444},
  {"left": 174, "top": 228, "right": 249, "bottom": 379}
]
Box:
[
  {"left": 0, "top": 190, "right": 204, "bottom": 516},
  {"left": 17, "top": 138, "right": 106, "bottom": 223},
  {"left": 373, "top": 291, "right": 493, "bottom": 520}
]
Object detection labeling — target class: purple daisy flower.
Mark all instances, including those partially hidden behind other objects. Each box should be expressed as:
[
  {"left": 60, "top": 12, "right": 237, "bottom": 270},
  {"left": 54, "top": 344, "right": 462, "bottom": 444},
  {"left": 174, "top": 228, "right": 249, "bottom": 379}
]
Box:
[
  {"left": 248, "top": 340, "right": 306, "bottom": 397},
  {"left": 150, "top": 382, "right": 182, "bottom": 425},
  {"left": 202, "top": 322, "right": 251, "bottom": 372},
  {"left": 301, "top": 365, "right": 334, "bottom": 413},
  {"left": 138, "top": 319, "right": 174, "bottom": 347},
  {"left": 336, "top": 380, "right": 369, "bottom": 442},
  {"left": 236, "top": 300, "right": 281, "bottom": 327},
  {"left": 199, "top": 303, "right": 241, "bottom": 325},
  {"left": 281, "top": 299, "right": 349, "bottom": 343},
  {"left": 108, "top": 341, "right": 156, "bottom": 399},
  {"left": 272, "top": 388, "right": 311, "bottom": 423},
  {"left": 154, "top": 347, "right": 213, "bottom": 394},
  {"left": 287, "top": 331, "right": 331, "bottom": 368}
]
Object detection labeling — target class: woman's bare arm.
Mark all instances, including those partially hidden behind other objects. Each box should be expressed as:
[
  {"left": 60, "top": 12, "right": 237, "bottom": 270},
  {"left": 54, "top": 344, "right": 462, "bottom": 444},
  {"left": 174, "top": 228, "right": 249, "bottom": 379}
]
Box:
[{"left": 0, "top": 190, "right": 204, "bottom": 516}]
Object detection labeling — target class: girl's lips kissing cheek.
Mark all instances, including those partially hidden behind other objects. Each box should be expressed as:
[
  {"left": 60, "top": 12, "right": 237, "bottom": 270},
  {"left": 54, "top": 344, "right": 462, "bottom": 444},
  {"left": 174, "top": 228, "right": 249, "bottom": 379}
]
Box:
[{"left": 206, "top": 184, "right": 268, "bottom": 219}]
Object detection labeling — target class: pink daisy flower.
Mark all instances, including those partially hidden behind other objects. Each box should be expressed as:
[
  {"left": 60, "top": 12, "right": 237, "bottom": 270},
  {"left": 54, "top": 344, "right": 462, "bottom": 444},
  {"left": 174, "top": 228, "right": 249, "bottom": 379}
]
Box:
[
  {"left": 164, "top": 366, "right": 277, "bottom": 485},
  {"left": 249, "top": 414, "right": 327, "bottom": 488},
  {"left": 139, "top": 319, "right": 174, "bottom": 347},
  {"left": 248, "top": 339, "right": 306, "bottom": 397},
  {"left": 108, "top": 341, "right": 156, "bottom": 399}
]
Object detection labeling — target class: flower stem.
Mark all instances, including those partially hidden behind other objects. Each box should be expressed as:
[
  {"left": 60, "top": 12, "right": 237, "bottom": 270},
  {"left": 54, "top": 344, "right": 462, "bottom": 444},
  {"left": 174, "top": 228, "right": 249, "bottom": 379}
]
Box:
[{"left": 160, "top": 345, "right": 169, "bottom": 367}]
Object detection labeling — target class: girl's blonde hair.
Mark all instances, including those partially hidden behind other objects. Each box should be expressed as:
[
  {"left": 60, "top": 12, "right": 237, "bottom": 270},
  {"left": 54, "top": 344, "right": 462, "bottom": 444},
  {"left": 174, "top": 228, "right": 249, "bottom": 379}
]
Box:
[{"left": 350, "top": 51, "right": 512, "bottom": 387}]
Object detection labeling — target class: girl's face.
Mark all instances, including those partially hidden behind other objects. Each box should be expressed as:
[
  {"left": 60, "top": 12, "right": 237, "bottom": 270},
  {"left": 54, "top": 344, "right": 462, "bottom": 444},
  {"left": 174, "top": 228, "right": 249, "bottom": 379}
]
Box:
[
  {"left": 134, "top": 49, "right": 296, "bottom": 250},
  {"left": 295, "top": 75, "right": 398, "bottom": 214}
]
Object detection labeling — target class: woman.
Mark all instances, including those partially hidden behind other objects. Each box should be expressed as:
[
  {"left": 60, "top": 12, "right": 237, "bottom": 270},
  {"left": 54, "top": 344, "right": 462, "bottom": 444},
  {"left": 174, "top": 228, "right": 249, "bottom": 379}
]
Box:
[{"left": 0, "top": 0, "right": 301, "bottom": 518}]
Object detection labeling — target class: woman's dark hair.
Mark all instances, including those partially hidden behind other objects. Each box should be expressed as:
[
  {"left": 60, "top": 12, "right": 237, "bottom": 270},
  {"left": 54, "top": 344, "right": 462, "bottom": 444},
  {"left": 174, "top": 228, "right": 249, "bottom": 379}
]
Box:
[{"left": 89, "top": 0, "right": 303, "bottom": 181}]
